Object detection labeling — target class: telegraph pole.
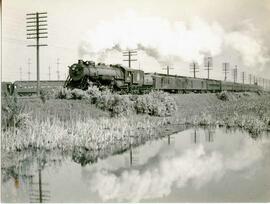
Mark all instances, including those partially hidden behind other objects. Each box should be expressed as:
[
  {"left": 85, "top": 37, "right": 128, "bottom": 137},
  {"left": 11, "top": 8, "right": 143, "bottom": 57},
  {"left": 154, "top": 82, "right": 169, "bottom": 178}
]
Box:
[
  {"left": 233, "top": 65, "right": 238, "bottom": 83},
  {"left": 190, "top": 61, "right": 199, "bottom": 78},
  {"left": 163, "top": 65, "right": 174, "bottom": 75},
  {"left": 222, "top": 62, "right": 230, "bottom": 81},
  {"left": 242, "top": 72, "right": 245, "bottom": 84},
  {"left": 204, "top": 56, "right": 213, "bottom": 79},
  {"left": 48, "top": 65, "right": 51, "bottom": 80},
  {"left": 123, "top": 50, "right": 137, "bottom": 68},
  {"left": 26, "top": 12, "right": 48, "bottom": 95},
  {"left": 19, "top": 67, "right": 22, "bottom": 81},
  {"left": 27, "top": 58, "right": 31, "bottom": 80},
  {"left": 56, "top": 58, "right": 60, "bottom": 80}
]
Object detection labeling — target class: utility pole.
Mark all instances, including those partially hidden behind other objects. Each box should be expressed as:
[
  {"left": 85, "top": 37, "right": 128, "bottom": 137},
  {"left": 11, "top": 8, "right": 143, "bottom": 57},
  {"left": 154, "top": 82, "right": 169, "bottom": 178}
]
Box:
[
  {"left": 204, "top": 56, "right": 213, "bottom": 79},
  {"left": 254, "top": 76, "right": 256, "bottom": 85},
  {"left": 249, "top": 74, "right": 252, "bottom": 84},
  {"left": 56, "top": 58, "right": 60, "bottom": 80},
  {"left": 48, "top": 65, "right": 51, "bottom": 80},
  {"left": 20, "top": 67, "right": 22, "bottom": 80},
  {"left": 222, "top": 62, "right": 230, "bottom": 81},
  {"left": 123, "top": 50, "right": 137, "bottom": 68},
  {"left": 242, "top": 72, "right": 245, "bottom": 84},
  {"left": 163, "top": 65, "right": 174, "bottom": 75},
  {"left": 27, "top": 58, "right": 31, "bottom": 80},
  {"left": 190, "top": 61, "right": 199, "bottom": 78},
  {"left": 233, "top": 65, "right": 238, "bottom": 83},
  {"left": 26, "top": 12, "right": 48, "bottom": 95}
]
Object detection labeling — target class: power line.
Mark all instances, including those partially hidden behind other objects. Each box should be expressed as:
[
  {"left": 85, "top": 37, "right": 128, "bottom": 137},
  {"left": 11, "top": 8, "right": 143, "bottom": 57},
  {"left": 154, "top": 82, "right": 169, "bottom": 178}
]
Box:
[
  {"left": 249, "top": 74, "right": 252, "bottom": 84},
  {"left": 123, "top": 50, "right": 137, "bottom": 68},
  {"left": 27, "top": 58, "right": 31, "bottom": 80},
  {"left": 20, "top": 67, "right": 22, "bottom": 80},
  {"left": 56, "top": 58, "right": 60, "bottom": 80},
  {"left": 26, "top": 12, "right": 48, "bottom": 95},
  {"left": 233, "top": 65, "right": 237, "bottom": 83},
  {"left": 48, "top": 65, "right": 51, "bottom": 80},
  {"left": 162, "top": 65, "right": 174, "bottom": 75},
  {"left": 242, "top": 71, "right": 245, "bottom": 84},
  {"left": 190, "top": 61, "right": 199, "bottom": 78},
  {"left": 222, "top": 62, "right": 230, "bottom": 81},
  {"left": 204, "top": 56, "right": 213, "bottom": 79}
]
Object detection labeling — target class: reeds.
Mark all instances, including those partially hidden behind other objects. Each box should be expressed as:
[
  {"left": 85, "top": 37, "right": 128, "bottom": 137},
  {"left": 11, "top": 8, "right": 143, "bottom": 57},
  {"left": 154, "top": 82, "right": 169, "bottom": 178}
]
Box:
[{"left": 1, "top": 115, "right": 169, "bottom": 155}]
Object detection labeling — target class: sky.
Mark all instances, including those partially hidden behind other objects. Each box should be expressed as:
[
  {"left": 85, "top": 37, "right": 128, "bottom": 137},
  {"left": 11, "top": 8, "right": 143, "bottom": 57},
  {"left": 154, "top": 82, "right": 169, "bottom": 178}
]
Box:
[{"left": 2, "top": 0, "right": 270, "bottom": 84}]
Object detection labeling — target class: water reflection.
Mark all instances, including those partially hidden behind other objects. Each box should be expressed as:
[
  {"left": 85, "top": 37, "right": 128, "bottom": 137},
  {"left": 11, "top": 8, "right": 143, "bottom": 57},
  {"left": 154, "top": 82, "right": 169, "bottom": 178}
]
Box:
[
  {"left": 29, "top": 159, "right": 50, "bottom": 203},
  {"left": 80, "top": 128, "right": 270, "bottom": 202},
  {"left": 1, "top": 150, "right": 65, "bottom": 202},
  {"left": 204, "top": 127, "right": 215, "bottom": 142},
  {"left": 2, "top": 128, "right": 270, "bottom": 202}
]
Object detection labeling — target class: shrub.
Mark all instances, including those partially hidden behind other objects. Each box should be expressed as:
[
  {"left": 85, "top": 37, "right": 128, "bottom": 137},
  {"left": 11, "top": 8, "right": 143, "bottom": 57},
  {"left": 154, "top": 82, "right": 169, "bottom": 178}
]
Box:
[
  {"left": 134, "top": 91, "right": 177, "bottom": 117},
  {"left": 1, "top": 95, "right": 30, "bottom": 130},
  {"left": 55, "top": 87, "right": 177, "bottom": 117},
  {"left": 216, "top": 91, "right": 229, "bottom": 101},
  {"left": 71, "top": 89, "right": 89, "bottom": 100},
  {"left": 40, "top": 88, "right": 58, "bottom": 103},
  {"left": 57, "top": 88, "right": 73, "bottom": 99}
]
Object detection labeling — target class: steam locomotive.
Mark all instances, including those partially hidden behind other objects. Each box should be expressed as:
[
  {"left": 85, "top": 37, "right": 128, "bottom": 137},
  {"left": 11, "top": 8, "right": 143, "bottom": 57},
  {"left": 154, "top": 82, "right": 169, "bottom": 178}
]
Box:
[{"left": 64, "top": 59, "right": 262, "bottom": 93}]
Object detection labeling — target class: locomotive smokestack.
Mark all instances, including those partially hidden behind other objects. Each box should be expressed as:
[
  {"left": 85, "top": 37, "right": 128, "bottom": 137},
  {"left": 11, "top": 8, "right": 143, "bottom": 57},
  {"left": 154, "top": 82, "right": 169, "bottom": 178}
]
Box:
[{"left": 78, "top": 59, "right": 84, "bottom": 64}]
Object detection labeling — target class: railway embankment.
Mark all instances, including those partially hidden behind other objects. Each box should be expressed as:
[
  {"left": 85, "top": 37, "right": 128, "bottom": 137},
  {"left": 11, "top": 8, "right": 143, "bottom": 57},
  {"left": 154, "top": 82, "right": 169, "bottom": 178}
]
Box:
[
  {"left": 1, "top": 90, "right": 270, "bottom": 163},
  {"left": 174, "top": 91, "right": 270, "bottom": 135}
]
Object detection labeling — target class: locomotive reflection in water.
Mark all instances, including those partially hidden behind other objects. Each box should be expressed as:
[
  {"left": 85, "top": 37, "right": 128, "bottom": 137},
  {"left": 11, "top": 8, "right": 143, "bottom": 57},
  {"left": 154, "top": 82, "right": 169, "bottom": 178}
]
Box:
[{"left": 64, "top": 59, "right": 262, "bottom": 93}]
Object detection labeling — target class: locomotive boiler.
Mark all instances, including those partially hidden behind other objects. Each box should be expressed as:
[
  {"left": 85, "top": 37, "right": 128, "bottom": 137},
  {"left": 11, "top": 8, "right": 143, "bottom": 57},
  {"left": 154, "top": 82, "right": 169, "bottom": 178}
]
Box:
[{"left": 64, "top": 59, "right": 144, "bottom": 90}]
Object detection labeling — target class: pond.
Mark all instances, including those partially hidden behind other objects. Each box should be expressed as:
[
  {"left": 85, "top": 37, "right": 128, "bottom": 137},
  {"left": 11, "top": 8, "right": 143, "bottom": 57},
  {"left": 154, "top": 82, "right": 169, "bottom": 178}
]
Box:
[{"left": 1, "top": 128, "right": 270, "bottom": 202}]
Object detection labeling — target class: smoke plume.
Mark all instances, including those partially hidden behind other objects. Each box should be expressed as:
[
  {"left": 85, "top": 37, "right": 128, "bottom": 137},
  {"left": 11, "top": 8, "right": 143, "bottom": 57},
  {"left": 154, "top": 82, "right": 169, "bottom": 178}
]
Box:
[{"left": 79, "top": 11, "right": 269, "bottom": 76}]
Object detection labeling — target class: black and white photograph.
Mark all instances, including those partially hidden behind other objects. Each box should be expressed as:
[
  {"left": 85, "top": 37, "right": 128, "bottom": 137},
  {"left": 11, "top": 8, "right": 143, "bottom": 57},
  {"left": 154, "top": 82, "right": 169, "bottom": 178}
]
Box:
[{"left": 1, "top": 0, "right": 270, "bottom": 202}]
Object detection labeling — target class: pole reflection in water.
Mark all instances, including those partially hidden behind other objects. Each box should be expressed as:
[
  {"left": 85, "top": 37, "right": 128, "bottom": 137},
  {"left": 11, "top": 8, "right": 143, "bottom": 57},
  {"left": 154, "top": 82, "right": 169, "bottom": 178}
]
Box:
[
  {"left": 192, "top": 129, "right": 199, "bottom": 144},
  {"left": 127, "top": 143, "right": 140, "bottom": 167},
  {"left": 191, "top": 128, "right": 216, "bottom": 144},
  {"left": 129, "top": 143, "right": 133, "bottom": 167},
  {"left": 205, "top": 128, "right": 215, "bottom": 142},
  {"left": 167, "top": 135, "right": 175, "bottom": 145},
  {"left": 29, "top": 158, "right": 50, "bottom": 203}
]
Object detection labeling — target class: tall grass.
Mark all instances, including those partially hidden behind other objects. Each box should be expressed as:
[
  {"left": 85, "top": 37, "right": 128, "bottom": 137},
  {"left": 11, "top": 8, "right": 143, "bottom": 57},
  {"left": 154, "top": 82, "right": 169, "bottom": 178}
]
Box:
[
  {"left": 1, "top": 115, "right": 170, "bottom": 155},
  {"left": 1, "top": 95, "right": 30, "bottom": 130},
  {"left": 187, "top": 94, "right": 270, "bottom": 135}
]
